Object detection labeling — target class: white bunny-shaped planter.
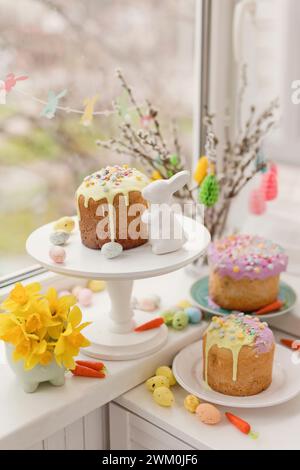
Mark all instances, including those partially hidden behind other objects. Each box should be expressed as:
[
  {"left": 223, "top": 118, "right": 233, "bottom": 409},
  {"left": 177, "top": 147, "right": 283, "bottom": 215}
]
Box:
[{"left": 142, "top": 171, "right": 190, "bottom": 255}]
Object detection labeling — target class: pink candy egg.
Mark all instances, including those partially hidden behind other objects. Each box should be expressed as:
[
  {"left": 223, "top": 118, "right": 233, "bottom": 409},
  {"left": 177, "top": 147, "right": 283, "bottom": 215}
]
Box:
[
  {"left": 72, "top": 285, "right": 83, "bottom": 298},
  {"left": 77, "top": 288, "right": 93, "bottom": 307},
  {"left": 49, "top": 246, "right": 66, "bottom": 264}
]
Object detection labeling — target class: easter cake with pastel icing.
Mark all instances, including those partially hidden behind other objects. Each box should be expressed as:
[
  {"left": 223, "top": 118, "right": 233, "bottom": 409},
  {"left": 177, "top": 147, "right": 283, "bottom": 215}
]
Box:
[
  {"left": 207, "top": 234, "right": 288, "bottom": 311},
  {"left": 203, "top": 314, "right": 275, "bottom": 396},
  {"left": 76, "top": 165, "right": 150, "bottom": 250}
]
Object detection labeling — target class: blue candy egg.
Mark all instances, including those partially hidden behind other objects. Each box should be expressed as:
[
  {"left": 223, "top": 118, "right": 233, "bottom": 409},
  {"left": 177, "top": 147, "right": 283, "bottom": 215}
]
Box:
[{"left": 185, "top": 306, "right": 202, "bottom": 324}]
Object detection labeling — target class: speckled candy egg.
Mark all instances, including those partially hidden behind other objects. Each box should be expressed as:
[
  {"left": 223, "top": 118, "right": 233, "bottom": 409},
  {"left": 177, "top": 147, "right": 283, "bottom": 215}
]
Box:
[
  {"left": 172, "top": 311, "right": 188, "bottom": 330},
  {"left": 49, "top": 246, "right": 66, "bottom": 264},
  {"left": 146, "top": 375, "right": 169, "bottom": 392},
  {"left": 77, "top": 288, "right": 93, "bottom": 307},
  {"left": 185, "top": 306, "right": 202, "bottom": 324},
  {"left": 196, "top": 403, "right": 221, "bottom": 425},
  {"left": 53, "top": 217, "right": 75, "bottom": 233},
  {"left": 155, "top": 366, "right": 176, "bottom": 386},
  {"left": 102, "top": 241, "right": 123, "bottom": 259},
  {"left": 184, "top": 394, "right": 200, "bottom": 413},
  {"left": 87, "top": 280, "right": 106, "bottom": 293},
  {"left": 153, "top": 386, "right": 175, "bottom": 407},
  {"left": 50, "top": 231, "right": 70, "bottom": 246},
  {"left": 58, "top": 290, "right": 72, "bottom": 298},
  {"left": 161, "top": 310, "right": 176, "bottom": 326}
]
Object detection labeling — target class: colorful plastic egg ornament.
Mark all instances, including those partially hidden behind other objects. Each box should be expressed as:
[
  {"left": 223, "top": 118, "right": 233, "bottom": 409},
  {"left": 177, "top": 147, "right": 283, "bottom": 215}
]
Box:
[
  {"left": 198, "top": 174, "right": 219, "bottom": 207},
  {"left": 249, "top": 188, "right": 266, "bottom": 215}
]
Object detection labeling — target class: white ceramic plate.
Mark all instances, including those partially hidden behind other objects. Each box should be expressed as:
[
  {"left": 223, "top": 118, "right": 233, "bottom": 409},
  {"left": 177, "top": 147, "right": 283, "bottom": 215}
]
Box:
[{"left": 173, "top": 341, "right": 300, "bottom": 408}]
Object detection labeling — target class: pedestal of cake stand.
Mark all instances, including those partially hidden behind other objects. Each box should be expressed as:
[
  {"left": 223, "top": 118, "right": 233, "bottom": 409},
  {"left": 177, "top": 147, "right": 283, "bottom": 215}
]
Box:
[{"left": 26, "top": 215, "right": 211, "bottom": 360}]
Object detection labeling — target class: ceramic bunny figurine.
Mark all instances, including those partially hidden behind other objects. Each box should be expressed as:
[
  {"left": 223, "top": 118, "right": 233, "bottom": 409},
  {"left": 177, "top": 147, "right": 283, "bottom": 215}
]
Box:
[{"left": 142, "top": 171, "right": 190, "bottom": 255}]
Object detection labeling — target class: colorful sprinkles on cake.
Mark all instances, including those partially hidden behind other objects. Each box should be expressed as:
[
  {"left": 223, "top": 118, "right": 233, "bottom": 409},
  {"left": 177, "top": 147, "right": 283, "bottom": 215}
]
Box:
[
  {"left": 76, "top": 165, "right": 149, "bottom": 241},
  {"left": 204, "top": 313, "right": 274, "bottom": 383},
  {"left": 207, "top": 234, "right": 288, "bottom": 280}
]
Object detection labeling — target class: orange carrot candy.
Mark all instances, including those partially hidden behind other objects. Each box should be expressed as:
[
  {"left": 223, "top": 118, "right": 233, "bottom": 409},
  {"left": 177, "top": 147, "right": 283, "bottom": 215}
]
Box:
[
  {"left": 280, "top": 338, "right": 300, "bottom": 350},
  {"left": 76, "top": 360, "right": 105, "bottom": 372},
  {"left": 71, "top": 364, "right": 106, "bottom": 378},
  {"left": 254, "top": 299, "right": 284, "bottom": 315},
  {"left": 134, "top": 317, "right": 164, "bottom": 332},
  {"left": 225, "top": 412, "right": 258, "bottom": 439}
]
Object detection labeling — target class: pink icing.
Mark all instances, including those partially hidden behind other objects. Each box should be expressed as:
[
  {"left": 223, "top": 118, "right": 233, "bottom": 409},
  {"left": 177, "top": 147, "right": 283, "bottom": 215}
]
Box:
[
  {"left": 227, "top": 313, "right": 274, "bottom": 353},
  {"left": 208, "top": 234, "right": 288, "bottom": 280}
]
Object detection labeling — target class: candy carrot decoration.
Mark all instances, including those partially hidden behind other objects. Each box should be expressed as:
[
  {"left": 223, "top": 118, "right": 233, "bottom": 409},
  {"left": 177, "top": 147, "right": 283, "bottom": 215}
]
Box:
[
  {"left": 225, "top": 412, "right": 251, "bottom": 435},
  {"left": 71, "top": 364, "right": 105, "bottom": 378},
  {"left": 76, "top": 360, "right": 105, "bottom": 371},
  {"left": 134, "top": 317, "right": 164, "bottom": 332},
  {"left": 280, "top": 338, "right": 300, "bottom": 350},
  {"left": 254, "top": 299, "right": 284, "bottom": 315}
]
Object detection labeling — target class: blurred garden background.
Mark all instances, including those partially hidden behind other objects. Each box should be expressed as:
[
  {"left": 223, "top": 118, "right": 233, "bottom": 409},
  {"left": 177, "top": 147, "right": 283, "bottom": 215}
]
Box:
[{"left": 0, "top": 0, "right": 195, "bottom": 275}]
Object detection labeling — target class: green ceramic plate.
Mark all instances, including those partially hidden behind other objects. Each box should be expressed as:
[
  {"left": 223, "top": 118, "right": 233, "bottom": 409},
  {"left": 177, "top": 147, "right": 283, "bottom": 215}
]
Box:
[{"left": 190, "top": 276, "right": 297, "bottom": 321}]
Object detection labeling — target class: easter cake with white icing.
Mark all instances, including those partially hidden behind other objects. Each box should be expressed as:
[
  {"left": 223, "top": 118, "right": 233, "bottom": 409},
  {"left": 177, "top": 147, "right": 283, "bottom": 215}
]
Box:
[
  {"left": 203, "top": 314, "right": 275, "bottom": 396},
  {"left": 207, "top": 234, "right": 288, "bottom": 311},
  {"left": 76, "top": 165, "right": 150, "bottom": 250}
]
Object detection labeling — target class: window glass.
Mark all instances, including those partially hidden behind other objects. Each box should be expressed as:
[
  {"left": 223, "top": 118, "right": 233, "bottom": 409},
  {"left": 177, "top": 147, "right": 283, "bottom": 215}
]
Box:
[{"left": 0, "top": 0, "right": 195, "bottom": 275}]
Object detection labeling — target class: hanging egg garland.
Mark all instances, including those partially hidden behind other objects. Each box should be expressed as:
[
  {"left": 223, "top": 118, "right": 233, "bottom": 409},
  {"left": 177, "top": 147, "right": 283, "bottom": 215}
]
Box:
[
  {"left": 198, "top": 174, "right": 219, "bottom": 207},
  {"left": 169, "top": 154, "right": 179, "bottom": 167},
  {"left": 193, "top": 156, "right": 215, "bottom": 185},
  {"left": 261, "top": 170, "right": 278, "bottom": 201},
  {"left": 249, "top": 188, "right": 266, "bottom": 215}
]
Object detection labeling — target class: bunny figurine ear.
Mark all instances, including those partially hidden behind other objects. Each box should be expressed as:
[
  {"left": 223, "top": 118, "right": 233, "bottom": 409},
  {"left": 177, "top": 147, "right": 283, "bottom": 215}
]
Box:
[{"left": 168, "top": 171, "right": 190, "bottom": 194}]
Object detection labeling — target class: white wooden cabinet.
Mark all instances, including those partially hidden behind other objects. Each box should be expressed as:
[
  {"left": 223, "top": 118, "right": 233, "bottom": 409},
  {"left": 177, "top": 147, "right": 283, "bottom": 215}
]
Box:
[
  {"left": 109, "top": 402, "right": 199, "bottom": 451},
  {"left": 27, "top": 406, "right": 109, "bottom": 450}
]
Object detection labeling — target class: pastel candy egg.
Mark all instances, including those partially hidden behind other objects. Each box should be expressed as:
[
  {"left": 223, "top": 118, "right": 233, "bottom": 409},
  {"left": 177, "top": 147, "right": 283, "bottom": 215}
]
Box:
[
  {"left": 49, "top": 246, "right": 66, "bottom": 264},
  {"left": 53, "top": 217, "right": 75, "bottom": 233},
  {"left": 185, "top": 307, "right": 202, "bottom": 324},
  {"left": 50, "top": 231, "right": 70, "bottom": 246},
  {"left": 146, "top": 375, "right": 169, "bottom": 392},
  {"left": 87, "top": 280, "right": 106, "bottom": 293},
  {"left": 184, "top": 394, "right": 201, "bottom": 413},
  {"left": 102, "top": 241, "right": 123, "bottom": 259},
  {"left": 153, "top": 386, "right": 175, "bottom": 407},
  {"left": 161, "top": 310, "right": 175, "bottom": 326},
  {"left": 77, "top": 288, "right": 93, "bottom": 307},
  {"left": 196, "top": 403, "right": 221, "bottom": 425},
  {"left": 72, "top": 285, "right": 83, "bottom": 298},
  {"left": 172, "top": 311, "right": 189, "bottom": 330},
  {"left": 177, "top": 299, "right": 192, "bottom": 309},
  {"left": 155, "top": 366, "right": 176, "bottom": 386}
]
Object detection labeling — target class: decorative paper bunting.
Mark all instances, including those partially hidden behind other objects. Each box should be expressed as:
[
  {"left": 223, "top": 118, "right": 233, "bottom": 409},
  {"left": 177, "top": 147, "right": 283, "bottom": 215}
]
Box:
[
  {"left": 41, "top": 89, "right": 67, "bottom": 119},
  {"left": 81, "top": 94, "right": 99, "bottom": 126},
  {"left": 4, "top": 73, "right": 28, "bottom": 92}
]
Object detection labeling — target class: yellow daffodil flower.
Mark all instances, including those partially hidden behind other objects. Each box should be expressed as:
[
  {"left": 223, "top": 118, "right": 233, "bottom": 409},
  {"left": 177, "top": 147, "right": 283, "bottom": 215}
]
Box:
[
  {"left": 54, "top": 306, "right": 90, "bottom": 370},
  {"left": 46, "top": 288, "right": 77, "bottom": 340},
  {"left": 1, "top": 282, "right": 41, "bottom": 314}
]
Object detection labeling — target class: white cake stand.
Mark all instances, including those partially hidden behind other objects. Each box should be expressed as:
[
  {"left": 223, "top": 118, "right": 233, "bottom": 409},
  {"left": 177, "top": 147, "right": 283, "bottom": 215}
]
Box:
[{"left": 26, "top": 216, "right": 210, "bottom": 360}]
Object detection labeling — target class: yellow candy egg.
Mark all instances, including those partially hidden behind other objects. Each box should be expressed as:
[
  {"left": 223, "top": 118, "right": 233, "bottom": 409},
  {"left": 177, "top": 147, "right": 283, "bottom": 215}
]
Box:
[
  {"left": 146, "top": 375, "right": 169, "bottom": 392},
  {"left": 176, "top": 299, "right": 192, "bottom": 309},
  {"left": 54, "top": 217, "right": 75, "bottom": 233},
  {"left": 184, "top": 394, "right": 200, "bottom": 413},
  {"left": 155, "top": 366, "right": 176, "bottom": 386},
  {"left": 153, "top": 386, "right": 175, "bottom": 407},
  {"left": 87, "top": 280, "right": 106, "bottom": 293}
]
